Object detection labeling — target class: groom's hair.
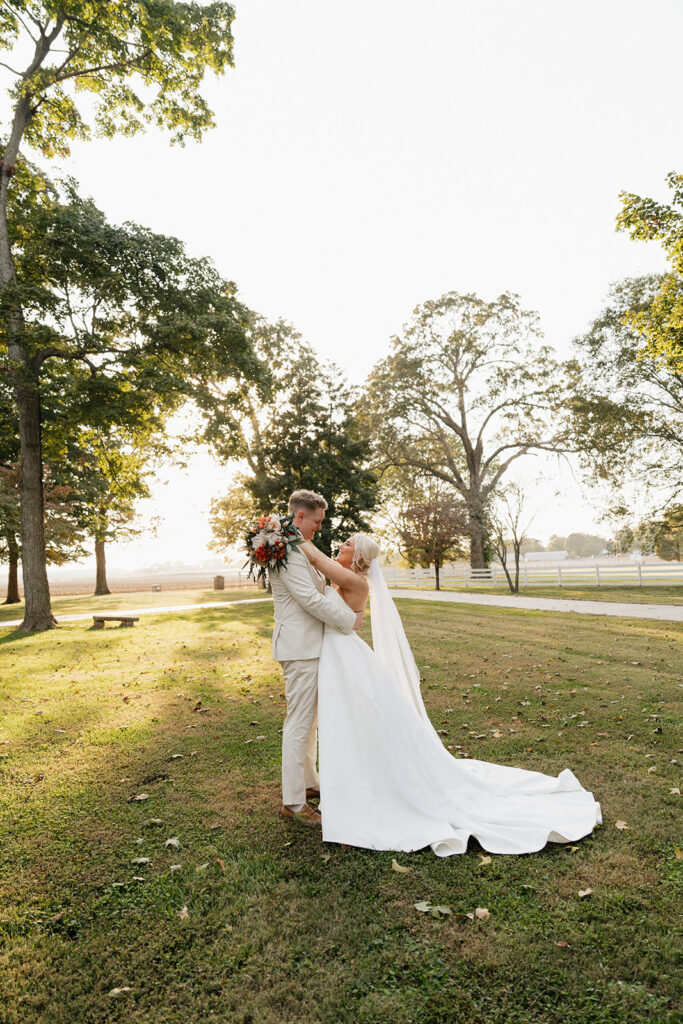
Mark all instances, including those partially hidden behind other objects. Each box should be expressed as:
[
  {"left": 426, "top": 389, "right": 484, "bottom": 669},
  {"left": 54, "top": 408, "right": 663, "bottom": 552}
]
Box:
[{"left": 288, "top": 489, "right": 328, "bottom": 514}]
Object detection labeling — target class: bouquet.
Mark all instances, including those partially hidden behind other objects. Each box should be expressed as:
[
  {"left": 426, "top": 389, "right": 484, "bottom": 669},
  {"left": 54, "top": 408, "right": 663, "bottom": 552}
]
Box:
[{"left": 244, "top": 514, "right": 304, "bottom": 583}]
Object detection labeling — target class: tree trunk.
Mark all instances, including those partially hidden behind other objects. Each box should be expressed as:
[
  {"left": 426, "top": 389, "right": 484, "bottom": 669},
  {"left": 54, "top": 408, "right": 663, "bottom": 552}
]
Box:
[
  {"left": 94, "top": 538, "right": 111, "bottom": 595},
  {"left": 513, "top": 543, "right": 520, "bottom": 593},
  {"left": 434, "top": 559, "right": 441, "bottom": 591},
  {"left": 4, "top": 534, "right": 20, "bottom": 604},
  {"left": 468, "top": 509, "right": 487, "bottom": 569},
  {"left": 16, "top": 376, "right": 55, "bottom": 630}
]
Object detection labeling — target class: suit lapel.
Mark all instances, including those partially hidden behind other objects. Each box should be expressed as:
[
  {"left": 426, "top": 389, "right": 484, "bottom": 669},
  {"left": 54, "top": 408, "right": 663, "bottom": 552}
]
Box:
[{"left": 306, "top": 558, "right": 325, "bottom": 593}]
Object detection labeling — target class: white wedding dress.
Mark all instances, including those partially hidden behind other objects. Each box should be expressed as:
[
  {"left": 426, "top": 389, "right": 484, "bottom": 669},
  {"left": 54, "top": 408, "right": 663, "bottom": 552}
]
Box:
[{"left": 317, "top": 573, "right": 601, "bottom": 857}]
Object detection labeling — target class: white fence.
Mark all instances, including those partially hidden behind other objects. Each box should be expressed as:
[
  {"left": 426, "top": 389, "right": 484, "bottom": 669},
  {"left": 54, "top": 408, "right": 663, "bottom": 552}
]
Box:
[{"left": 382, "top": 560, "right": 683, "bottom": 590}]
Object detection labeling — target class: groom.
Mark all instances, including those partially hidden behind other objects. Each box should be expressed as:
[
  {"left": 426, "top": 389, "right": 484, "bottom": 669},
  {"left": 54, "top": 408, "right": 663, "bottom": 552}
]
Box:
[{"left": 271, "top": 489, "right": 359, "bottom": 825}]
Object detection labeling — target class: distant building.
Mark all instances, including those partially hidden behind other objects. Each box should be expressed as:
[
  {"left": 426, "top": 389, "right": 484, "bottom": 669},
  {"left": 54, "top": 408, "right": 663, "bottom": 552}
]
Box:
[{"left": 523, "top": 550, "right": 568, "bottom": 562}]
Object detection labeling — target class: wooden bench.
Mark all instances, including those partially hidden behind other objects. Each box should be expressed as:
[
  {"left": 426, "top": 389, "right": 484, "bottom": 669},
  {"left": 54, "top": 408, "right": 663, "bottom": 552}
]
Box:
[{"left": 93, "top": 615, "right": 140, "bottom": 629}]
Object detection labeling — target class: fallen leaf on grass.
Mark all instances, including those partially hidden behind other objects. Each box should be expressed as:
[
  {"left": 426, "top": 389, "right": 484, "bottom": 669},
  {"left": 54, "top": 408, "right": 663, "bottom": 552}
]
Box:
[
  {"left": 216, "top": 858, "right": 226, "bottom": 873},
  {"left": 615, "top": 821, "right": 629, "bottom": 830},
  {"left": 170, "top": 864, "right": 182, "bottom": 872},
  {"left": 477, "top": 856, "right": 492, "bottom": 866},
  {"left": 164, "top": 838, "right": 180, "bottom": 849},
  {"left": 392, "top": 859, "right": 410, "bottom": 873},
  {"left": 128, "top": 793, "right": 150, "bottom": 802},
  {"left": 51, "top": 911, "right": 64, "bottom": 923},
  {"left": 131, "top": 858, "right": 149, "bottom": 866},
  {"left": 321, "top": 853, "right": 331, "bottom": 864},
  {"left": 669, "top": 788, "right": 680, "bottom": 796},
  {"left": 196, "top": 862, "right": 209, "bottom": 873},
  {"left": 578, "top": 888, "right": 593, "bottom": 899},
  {"left": 466, "top": 907, "right": 491, "bottom": 920},
  {"left": 555, "top": 941, "right": 570, "bottom": 948},
  {"left": 178, "top": 906, "right": 189, "bottom": 921},
  {"left": 415, "top": 901, "right": 452, "bottom": 919},
  {"left": 192, "top": 701, "right": 202, "bottom": 712},
  {"left": 108, "top": 987, "right": 132, "bottom": 998},
  {"left": 564, "top": 846, "right": 580, "bottom": 853},
  {"left": 673, "top": 845, "right": 683, "bottom": 861},
  {"left": 170, "top": 754, "right": 184, "bottom": 760},
  {"left": 144, "top": 819, "right": 163, "bottom": 827}
]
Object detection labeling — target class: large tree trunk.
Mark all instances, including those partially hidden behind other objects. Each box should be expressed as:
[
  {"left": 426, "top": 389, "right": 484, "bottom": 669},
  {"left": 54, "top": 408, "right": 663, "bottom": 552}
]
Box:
[
  {"left": 94, "top": 538, "right": 111, "bottom": 595},
  {"left": 1, "top": 89, "right": 55, "bottom": 631},
  {"left": 468, "top": 509, "right": 487, "bottom": 569},
  {"left": 16, "top": 376, "right": 55, "bottom": 630},
  {"left": 434, "top": 558, "right": 441, "bottom": 591},
  {"left": 4, "top": 533, "right": 20, "bottom": 604}
]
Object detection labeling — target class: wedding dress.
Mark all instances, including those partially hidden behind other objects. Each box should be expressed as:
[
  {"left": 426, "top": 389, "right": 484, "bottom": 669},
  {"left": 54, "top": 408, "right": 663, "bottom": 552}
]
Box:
[{"left": 316, "top": 564, "right": 601, "bottom": 857}]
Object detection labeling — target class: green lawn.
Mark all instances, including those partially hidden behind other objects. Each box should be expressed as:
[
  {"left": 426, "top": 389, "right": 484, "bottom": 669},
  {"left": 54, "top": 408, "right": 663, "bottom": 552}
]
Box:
[
  {"left": 0, "top": 586, "right": 266, "bottom": 624},
  {"left": 402, "top": 584, "right": 683, "bottom": 606},
  {"left": 0, "top": 600, "right": 681, "bottom": 1023}
]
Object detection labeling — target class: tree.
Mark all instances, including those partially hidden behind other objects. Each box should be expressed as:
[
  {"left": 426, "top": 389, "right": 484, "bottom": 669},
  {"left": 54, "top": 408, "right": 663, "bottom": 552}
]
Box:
[
  {"left": 397, "top": 484, "right": 468, "bottom": 590},
  {"left": 0, "top": 460, "right": 88, "bottom": 602},
  {"left": 209, "top": 322, "right": 379, "bottom": 557},
  {"left": 565, "top": 533, "right": 607, "bottom": 558},
  {"left": 634, "top": 506, "right": 683, "bottom": 561},
  {"left": 1, "top": 168, "right": 264, "bottom": 629},
  {"left": 66, "top": 425, "right": 160, "bottom": 595},
  {"left": 653, "top": 506, "right": 683, "bottom": 561},
  {"left": 616, "top": 172, "right": 683, "bottom": 370},
  {"left": 547, "top": 535, "right": 568, "bottom": 551},
  {"left": 489, "top": 483, "right": 537, "bottom": 594},
  {"left": 0, "top": 2, "right": 240, "bottom": 631},
  {"left": 568, "top": 276, "right": 683, "bottom": 512},
  {"left": 366, "top": 292, "right": 569, "bottom": 568},
  {"left": 209, "top": 481, "right": 259, "bottom": 555},
  {"left": 609, "top": 526, "right": 635, "bottom": 555}
]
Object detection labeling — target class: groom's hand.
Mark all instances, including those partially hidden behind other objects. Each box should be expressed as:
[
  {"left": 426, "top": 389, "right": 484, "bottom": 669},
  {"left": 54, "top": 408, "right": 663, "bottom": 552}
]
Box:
[{"left": 354, "top": 611, "right": 363, "bottom": 631}]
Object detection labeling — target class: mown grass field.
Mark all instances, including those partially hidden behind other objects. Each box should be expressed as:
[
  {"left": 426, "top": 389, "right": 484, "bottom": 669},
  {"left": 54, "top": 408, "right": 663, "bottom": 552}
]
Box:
[
  {"left": 0, "top": 600, "right": 681, "bottom": 1023},
  {"left": 0, "top": 587, "right": 265, "bottom": 624},
  {"left": 405, "top": 585, "right": 683, "bottom": 606}
]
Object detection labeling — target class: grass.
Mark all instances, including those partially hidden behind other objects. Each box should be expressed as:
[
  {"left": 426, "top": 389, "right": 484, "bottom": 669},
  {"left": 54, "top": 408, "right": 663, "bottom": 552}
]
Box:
[
  {"left": 0, "top": 586, "right": 266, "bottom": 624},
  {"left": 0, "top": 599, "right": 681, "bottom": 1023},
  {"left": 403, "top": 585, "right": 683, "bottom": 606}
]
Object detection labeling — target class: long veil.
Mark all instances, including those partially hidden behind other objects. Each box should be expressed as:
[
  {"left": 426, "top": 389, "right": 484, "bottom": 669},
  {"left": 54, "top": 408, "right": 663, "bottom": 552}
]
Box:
[{"left": 368, "top": 559, "right": 430, "bottom": 722}]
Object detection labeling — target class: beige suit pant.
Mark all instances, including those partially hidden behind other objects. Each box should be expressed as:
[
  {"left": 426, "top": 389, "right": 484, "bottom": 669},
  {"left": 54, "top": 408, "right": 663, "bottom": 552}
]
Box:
[{"left": 280, "top": 658, "right": 320, "bottom": 809}]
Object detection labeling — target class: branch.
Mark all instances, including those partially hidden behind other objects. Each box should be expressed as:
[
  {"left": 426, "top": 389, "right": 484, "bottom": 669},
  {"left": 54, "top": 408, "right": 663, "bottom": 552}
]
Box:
[
  {"left": 53, "top": 49, "right": 153, "bottom": 85},
  {"left": 0, "top": 1, "right": 39, "bottom": 44},
  {"left": 0, "top": 60, "right": 22, "bottom": 76}
]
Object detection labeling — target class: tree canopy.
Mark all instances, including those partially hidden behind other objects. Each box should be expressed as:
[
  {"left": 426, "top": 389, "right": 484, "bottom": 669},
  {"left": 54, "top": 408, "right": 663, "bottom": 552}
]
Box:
[
  {"left": 617, "top": 172, "right": 683, "bottom": 371},
  {"left": 366, "top": 291, "right": 568, "bottom": 567},
  {"left": 208, "top": 321, "right": 379, "bottom": 558},
  {"left": 568, "top": 276, "right": 683, "bottom": 514}
]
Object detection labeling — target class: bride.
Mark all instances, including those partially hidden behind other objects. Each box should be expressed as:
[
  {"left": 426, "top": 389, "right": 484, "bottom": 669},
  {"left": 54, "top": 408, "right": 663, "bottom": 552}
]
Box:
[{"left": 300, "top": 534, "right": 602, "bottom": 857}]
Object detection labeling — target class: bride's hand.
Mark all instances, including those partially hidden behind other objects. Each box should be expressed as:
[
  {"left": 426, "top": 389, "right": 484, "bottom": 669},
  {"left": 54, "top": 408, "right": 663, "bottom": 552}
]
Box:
[{"left": 300, "top": 540, "right": 319, "bottom": 565}]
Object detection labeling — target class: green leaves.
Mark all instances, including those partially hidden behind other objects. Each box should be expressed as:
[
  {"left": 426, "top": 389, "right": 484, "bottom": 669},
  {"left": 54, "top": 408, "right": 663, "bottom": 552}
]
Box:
[{"left": 3, "top": 2, "right": 237, "bottom": 158}]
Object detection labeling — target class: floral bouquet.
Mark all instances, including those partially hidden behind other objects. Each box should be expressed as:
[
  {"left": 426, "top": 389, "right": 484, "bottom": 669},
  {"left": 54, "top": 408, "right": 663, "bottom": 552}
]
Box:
[{"left": 244, "top": 514, "right": 304, "bottom": 583}]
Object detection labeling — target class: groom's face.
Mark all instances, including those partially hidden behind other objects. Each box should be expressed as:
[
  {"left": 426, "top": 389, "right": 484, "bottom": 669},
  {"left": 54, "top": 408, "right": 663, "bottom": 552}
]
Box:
[{"left": 295, "top": 506, "right": 325, "bottom": 541}]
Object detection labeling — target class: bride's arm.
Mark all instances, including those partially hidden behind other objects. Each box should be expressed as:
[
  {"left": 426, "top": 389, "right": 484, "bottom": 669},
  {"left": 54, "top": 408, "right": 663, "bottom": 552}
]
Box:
[{"left": 300, "top": 541, "right": 363, "bottom": 594}]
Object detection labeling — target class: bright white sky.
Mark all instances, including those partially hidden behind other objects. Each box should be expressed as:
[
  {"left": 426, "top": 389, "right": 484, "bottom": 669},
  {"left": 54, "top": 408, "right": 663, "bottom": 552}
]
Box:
[{"left": 27, "top": 0, "right": 683, "bottom": 568}]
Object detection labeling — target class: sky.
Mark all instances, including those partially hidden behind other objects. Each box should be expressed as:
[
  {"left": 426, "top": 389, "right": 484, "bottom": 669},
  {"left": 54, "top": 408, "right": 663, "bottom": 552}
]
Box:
[{"left": 10, "top": 0, "right": 683, "bottom": 570}]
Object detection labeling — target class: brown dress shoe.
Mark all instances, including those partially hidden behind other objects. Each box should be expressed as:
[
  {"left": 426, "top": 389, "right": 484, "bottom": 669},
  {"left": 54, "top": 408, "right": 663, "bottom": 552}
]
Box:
[
  {"left": 279, "top": 804, "right": 322, "bottom": 826},
  {"left": 305, "top": 788, "right": 320, "bottom": 800}
]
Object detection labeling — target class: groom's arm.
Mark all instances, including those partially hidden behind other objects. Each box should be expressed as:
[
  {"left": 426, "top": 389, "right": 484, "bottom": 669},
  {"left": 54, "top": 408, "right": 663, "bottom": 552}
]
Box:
[{"left": 278, "top": 550, "right": 356, "bottom": 634}]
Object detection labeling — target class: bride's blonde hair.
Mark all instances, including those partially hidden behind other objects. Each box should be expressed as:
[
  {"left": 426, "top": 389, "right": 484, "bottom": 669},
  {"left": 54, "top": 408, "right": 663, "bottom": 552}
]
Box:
[{"left": 350, "top": 533, "right": 381, "bottom": 575}]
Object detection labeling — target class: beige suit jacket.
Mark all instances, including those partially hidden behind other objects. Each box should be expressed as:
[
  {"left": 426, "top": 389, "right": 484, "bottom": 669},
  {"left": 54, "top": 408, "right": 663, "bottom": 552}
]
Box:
[{"left": 270, "top": 546, "right": 356, "bottom": 661}]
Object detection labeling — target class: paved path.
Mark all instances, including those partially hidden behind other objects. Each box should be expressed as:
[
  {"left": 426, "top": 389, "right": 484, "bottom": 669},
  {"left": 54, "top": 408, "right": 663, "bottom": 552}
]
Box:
[
  {"left": 2, "top": 591, "right": 682, "bottom": 630},
  {"left": 388, "top": 589, "right": 683, "bottom": 623},
  {"left": 0, "top": 597, "right": 273, "bottom": 630}
]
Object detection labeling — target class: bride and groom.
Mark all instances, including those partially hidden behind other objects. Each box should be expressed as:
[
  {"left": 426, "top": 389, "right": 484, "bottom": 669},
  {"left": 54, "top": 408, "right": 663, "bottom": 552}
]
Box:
[{"left": 272, "top": 489, "right": 601, "bottom": 856}]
